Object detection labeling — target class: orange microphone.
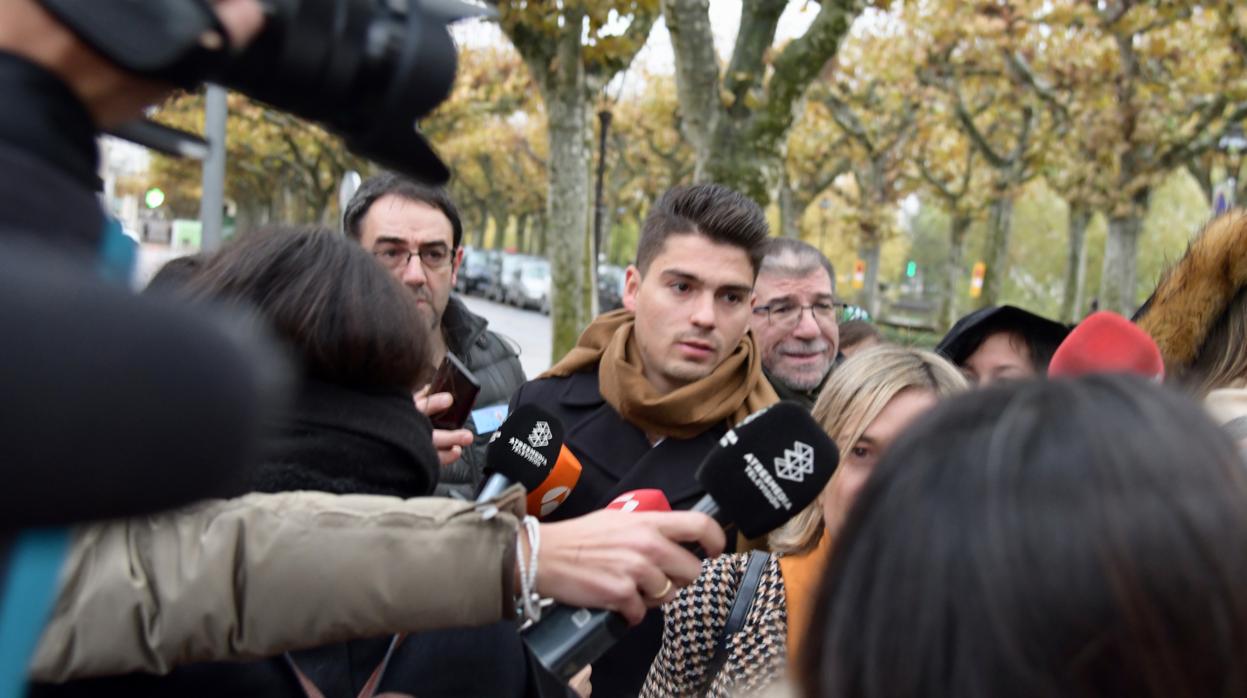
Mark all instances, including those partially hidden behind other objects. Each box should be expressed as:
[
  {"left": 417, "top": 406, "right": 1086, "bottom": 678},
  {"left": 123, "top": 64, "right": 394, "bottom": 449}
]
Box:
[
  {"left": 1048, "top": 311, "right": 1165, "bottom": 380},
  {"left": 525, "top": 444, "right": 584, "bottom": 518}
]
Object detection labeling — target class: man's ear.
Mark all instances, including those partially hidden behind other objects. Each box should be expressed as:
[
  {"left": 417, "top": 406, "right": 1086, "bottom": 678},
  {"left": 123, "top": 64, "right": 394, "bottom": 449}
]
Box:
[
  {"left": 449, "top": 246, "right": 465, "bottom": 285},
  {"left": 622, "top": 265, "right": 641, "bottom": 312}
]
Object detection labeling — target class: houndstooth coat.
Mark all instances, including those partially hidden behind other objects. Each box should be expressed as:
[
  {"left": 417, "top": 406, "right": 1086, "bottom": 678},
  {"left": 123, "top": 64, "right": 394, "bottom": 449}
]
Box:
[{"left": 640, "top": 553, "right": 788, "bottom": 697}]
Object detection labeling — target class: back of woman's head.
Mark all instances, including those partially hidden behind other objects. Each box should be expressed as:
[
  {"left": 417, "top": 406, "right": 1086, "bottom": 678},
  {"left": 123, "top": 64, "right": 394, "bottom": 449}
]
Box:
[
  {"left": 768, "top": 344, "right": 966, "bottom": 554},
  {"left": 800, "top": 374, "right": 1247, "bottom": 698},
  {"left": 187, "top": 225, "right": 429, "bottom": 391}
]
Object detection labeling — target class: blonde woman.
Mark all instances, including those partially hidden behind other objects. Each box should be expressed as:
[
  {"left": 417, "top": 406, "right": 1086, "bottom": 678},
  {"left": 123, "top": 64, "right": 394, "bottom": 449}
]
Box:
[{"left": 640, "top": 345, "right": 967, "bottom": 697}]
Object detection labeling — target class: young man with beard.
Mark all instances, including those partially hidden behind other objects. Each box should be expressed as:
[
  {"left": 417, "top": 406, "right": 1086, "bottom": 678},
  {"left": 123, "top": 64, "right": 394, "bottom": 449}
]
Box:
[
  {"left": 343, "top": 174, "right": 526, "bottom": 498},
  {"left": 509, "top": 183, "right": 777, "bottom": 698},
  {"left": 750, "top": 238, "right": 842, "bottom": 409}
]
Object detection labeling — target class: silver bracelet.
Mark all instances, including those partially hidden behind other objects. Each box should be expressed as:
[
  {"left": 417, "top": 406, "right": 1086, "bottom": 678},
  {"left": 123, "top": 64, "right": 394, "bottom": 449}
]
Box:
[{"left": 516, "top": 515, "right": 542, "bottom": 623}]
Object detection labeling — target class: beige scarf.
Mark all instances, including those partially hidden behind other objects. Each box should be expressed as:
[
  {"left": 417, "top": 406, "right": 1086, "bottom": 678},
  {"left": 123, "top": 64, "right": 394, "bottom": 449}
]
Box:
[{"left": 541, "top": 309, "right": 779, "bottom": 439}]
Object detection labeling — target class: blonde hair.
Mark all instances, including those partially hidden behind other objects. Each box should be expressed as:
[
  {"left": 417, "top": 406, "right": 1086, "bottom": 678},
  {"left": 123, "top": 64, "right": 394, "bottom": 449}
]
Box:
[{"left": 767, "top": 345, "right": 967, "bottom": 554}]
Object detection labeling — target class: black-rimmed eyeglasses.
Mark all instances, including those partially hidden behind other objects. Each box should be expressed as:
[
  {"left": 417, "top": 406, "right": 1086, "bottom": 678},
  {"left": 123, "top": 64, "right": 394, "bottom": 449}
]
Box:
[
  {"left": 753, "top": 300, "right": 842, "bottom": 329},
  {"left": 372, "top": 243, "right": 453, "bottom": 271}
]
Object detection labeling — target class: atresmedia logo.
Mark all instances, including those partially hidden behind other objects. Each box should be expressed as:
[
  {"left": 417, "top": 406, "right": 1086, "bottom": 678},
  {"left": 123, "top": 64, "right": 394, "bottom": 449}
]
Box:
[
  {"left": 529, "top": 421, "right": 552, "bottom": 448},
  {"left": 773, "top": 441, "right": 814, "bottom": 483}
]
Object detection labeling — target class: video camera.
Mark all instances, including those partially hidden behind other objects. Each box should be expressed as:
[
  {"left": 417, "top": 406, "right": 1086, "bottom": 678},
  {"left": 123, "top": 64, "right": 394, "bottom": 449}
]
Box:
[{"left": 36, "top": 0, "right": 480, "bottom": 184}]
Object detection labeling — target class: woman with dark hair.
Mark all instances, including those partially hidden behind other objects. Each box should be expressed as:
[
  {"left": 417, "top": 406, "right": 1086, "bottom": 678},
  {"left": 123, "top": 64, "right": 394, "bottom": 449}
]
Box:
[
  {"left": 185, "top": 225, "right": 438, "bottom": 497},
  {"left": 799, "top": 374, "right": 1247, "bottom": 698}
]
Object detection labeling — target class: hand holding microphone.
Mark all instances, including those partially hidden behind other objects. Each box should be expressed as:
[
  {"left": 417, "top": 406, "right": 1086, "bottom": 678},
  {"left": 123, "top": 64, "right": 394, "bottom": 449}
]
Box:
[
  {"left": 524, "top": 402, "right": 840, "bottom": 681},
  {"left": 477, "top": 406, "right": 725, "bottom": 627}
]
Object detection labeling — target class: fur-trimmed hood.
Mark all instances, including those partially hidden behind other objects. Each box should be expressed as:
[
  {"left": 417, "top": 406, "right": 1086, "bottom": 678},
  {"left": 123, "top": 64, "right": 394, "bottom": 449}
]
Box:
[{"left": 1136, "top": 210, "right": 1247, "bottom": 370}]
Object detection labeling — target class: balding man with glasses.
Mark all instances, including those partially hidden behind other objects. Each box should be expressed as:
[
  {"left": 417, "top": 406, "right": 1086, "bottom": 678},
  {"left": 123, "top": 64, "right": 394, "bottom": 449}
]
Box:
[{"left": 751, "top": 239, "right": 844, "bottom": 409}]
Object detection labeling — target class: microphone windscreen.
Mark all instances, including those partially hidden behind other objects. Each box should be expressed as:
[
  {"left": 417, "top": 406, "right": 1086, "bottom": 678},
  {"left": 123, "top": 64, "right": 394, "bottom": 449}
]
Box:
[
  {"left": 697, "top": 401, "right": 838, "bottom": 538},
  {"left": 485, "top": 404, "right": 565, "bottom": 491},
  {"left": 605, "top": 489, "right": 671, "bottom": 513},
  {"left": 527, "top": 444, "right": 584, "bottom": 517},
  {"left": 1049, "top": 311, "right": 1165, "bottom": 379}
]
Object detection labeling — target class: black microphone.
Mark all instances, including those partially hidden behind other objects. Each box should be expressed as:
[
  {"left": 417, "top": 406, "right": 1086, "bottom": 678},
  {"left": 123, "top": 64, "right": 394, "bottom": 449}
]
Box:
[
  {"left": 476, "top": 404, "right": 566, "bottom": 503},
  {"left": 523, "top": 401, "right": 839, "bottom": 681}
]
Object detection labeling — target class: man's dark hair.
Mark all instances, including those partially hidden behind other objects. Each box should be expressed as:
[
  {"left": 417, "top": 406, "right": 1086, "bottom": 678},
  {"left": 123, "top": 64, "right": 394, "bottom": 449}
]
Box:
[
  {"left": 838, "top": 320, "right": 881, "bottom": 349},
  {"left": 342, "top": 172, "right": 463, "bottom": 249},
  {"left": 636, "top": 183, "right": 770, "bottom": 275},
  {"left": 800, "top": 374, "right": 1247, "bottom": 698},
  {"left": 144, "top": 254, "right": 207, "bottom": 296},
  {"left": 959, "top": 316, "right": 1062, "bottom": 373},
  {"left": 937, "top": 306, "right": 1069, "bottom": 374},
  {"left": 187, "top": 225, "right": 430, "bottom": 390}
]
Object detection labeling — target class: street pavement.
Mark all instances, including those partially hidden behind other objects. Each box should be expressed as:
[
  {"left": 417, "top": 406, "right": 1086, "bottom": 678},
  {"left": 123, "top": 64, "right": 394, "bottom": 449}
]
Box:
[{"left": 459, "top": 294, "right": 552, "bottom": 378}]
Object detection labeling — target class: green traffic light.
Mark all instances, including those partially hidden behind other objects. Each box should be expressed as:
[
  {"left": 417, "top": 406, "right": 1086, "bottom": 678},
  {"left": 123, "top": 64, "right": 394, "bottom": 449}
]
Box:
[
  {"left": 905, "top": 260, "right": 917, "bottom": 278},
  {"left": 145, "top": 187, "right": 166, "bottom": 209}
]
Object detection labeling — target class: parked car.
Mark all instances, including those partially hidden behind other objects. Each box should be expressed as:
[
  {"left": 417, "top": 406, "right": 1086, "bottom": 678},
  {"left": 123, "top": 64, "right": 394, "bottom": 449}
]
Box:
[
  {"left": 483, "top": 252, "right": 526, "bottom": 303},
  {"left": 505, "top": 257, "right": 550, "bottom": 314},
  {"left": 455, "top": 246, "right": 494, "bottom": 295},
  {"left": 598, "top": 264, "right": 626, "bottom": 312}
]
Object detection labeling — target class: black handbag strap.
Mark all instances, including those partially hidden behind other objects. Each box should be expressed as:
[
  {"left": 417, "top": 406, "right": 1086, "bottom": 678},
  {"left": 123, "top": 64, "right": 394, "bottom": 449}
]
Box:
[{"left": 707, "top": 551, "right": 770, "bottom": 677}]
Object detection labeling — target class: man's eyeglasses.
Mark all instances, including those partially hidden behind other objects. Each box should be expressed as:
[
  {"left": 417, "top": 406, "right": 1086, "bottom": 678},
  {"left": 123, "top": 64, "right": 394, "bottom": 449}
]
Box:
[
  {"left": 753, "top": 300, "right": 843, "bottom": 329},
  {"left": 372, "top": 243, "right": 453, "bottom": 271}
]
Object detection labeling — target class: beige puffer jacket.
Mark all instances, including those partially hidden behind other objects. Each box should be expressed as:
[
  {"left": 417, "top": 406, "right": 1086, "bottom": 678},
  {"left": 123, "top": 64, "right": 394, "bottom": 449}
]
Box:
[{"left": 29, "top": 486, "right": 525, "bottom": 683}]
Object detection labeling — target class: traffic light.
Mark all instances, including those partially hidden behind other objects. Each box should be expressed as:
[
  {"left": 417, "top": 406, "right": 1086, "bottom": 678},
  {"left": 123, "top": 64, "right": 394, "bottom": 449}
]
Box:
[
  {"left": 970, "top": 261, "right": 987, "bottom": 298},
  {"left": 905, "top": 260, "right": 917, "bottom": 278},
  {"left": 144, "top": 187, "right": 165, "bottom": 209}
]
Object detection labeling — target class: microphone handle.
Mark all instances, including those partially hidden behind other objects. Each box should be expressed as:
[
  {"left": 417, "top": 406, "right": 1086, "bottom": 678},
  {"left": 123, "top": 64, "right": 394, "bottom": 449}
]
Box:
[
  {"left": 475, "top": 473, "right": 513, "bottom": 504},
  {"left": 524, "top": 495, "right": 737, "bottom": 681},
  {"left": 685, "top": 494, "right": 729, "bottom": 557},
  {"left": 524, "top": 603, "right": 630, "bottom": 682}
]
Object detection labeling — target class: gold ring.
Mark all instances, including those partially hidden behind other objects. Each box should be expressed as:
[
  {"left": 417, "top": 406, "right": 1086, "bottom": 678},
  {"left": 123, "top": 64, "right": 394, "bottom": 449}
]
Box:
[{"left": 650, "top": 578, "right": 674, "bottom": 599}]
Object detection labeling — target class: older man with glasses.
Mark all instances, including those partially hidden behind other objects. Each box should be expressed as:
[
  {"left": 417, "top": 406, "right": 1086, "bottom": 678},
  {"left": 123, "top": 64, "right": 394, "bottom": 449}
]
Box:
[{"left": 751, "top": 238, "right": 844, "bottom": 409}]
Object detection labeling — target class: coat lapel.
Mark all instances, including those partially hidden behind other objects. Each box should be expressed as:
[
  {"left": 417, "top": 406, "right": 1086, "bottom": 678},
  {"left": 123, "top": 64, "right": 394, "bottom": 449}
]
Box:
[{"left": 551, "top": 371, "right": 730, "bottom": 513}]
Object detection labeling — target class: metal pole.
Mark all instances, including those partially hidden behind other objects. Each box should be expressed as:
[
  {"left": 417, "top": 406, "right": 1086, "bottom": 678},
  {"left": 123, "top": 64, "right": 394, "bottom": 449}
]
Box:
[
  {"left": 200, "top": 84, "right": 228, "bottom": 252},
  {"left": 592, "top": 110, "right": 613, "bottom": 263}
]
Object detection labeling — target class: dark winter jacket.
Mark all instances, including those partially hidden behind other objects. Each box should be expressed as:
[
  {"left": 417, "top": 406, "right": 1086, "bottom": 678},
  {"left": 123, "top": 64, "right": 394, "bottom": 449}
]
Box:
[
  {"left": 509, "top": 368, "right": 737, "bottom": 698},
  {"left": 438, "top": 295, "right": 527, "bottom": 498}
]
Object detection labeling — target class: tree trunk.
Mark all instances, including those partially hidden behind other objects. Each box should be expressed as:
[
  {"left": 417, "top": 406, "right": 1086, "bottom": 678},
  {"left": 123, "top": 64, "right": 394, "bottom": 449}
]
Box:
[
  {"left": 665, "top": 0, "right": 861, "bottom": 206},
  {"left": 234, "top": 200, "right": 267, "bottom": 237},
  {"left": 472, "top": 205, "right": 488, "bottom": 248},
  {"left": 534, "top": 212, "right": 548, "bottom": 257},
  {"left": 939, "top": 213, "right": 971, "bottom": 330},
  {"left": 661, "top": 0, "right": 719, "bottom": 173},
  {"left": 978, "top": 189, "right": 1014, "bottom": 309},
  {"left": 856, "top": 227, "right": 882, "bottom": 318},
  {"left": 544, "top": 34, "right": 594, "bottom": 361},
  {"left": 1061, "top": 203, "right": 1092, "bottom": 322},
  {"left": 489, "top": 211, "right": 508, "bottom": 250},
  {"left": 778, "top": 171, "right": 801, "bottom": 238},
  {"left": 1098, "top": 209, "right": 1144, "bottom": 315},
  {"left": 515, "top": 212, "right": 530, "bottom": 254}
]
